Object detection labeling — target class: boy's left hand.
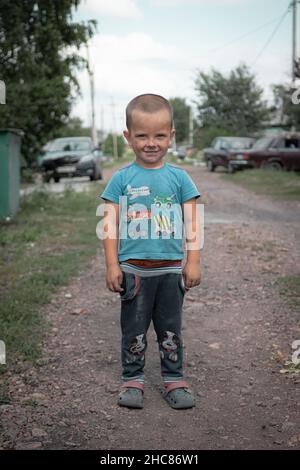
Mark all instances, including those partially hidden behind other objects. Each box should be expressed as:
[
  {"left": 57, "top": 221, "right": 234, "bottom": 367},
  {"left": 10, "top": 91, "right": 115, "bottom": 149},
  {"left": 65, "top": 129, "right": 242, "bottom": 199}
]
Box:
[{"left": 183, "top": 261, "right": 201, "bottom": 289}]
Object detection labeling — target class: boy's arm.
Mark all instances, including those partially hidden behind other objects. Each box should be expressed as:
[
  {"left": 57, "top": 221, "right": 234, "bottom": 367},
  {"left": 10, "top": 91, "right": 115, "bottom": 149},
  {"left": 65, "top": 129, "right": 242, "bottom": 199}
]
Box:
[
  {"left": 102, "top": 201, "right": 124, "bottom": 293},
  {"left": 182, "top": 198, "right": 201, "bottom": 288}
]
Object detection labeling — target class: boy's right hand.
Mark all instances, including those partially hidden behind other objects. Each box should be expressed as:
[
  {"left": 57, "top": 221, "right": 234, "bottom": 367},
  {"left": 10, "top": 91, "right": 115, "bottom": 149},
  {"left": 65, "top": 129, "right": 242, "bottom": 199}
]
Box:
[{"left": 106, "top": 264, "right": 124, "bottom": 293}]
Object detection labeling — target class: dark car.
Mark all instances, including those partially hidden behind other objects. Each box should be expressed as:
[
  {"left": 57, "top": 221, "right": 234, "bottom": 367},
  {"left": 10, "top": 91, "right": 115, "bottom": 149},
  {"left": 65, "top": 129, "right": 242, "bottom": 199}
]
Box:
[
  {"left": 233, "top": 134, "right": 300, "bottom": 171},
  {"left": 204, "top": 136, "right": 255, "bottom": 173},
  {"left": 38, "top": 137, "right": 103, "bottom": 183}
]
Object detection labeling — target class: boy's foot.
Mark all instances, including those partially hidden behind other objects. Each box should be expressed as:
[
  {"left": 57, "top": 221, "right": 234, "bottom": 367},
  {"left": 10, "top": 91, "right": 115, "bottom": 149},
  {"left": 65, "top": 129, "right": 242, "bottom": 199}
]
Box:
[
  {"left": 160, "top": 381, "right": 195, "bottom": 409},
  {"left": 118, "top": 381, "right": 144, "bottom": 409}
]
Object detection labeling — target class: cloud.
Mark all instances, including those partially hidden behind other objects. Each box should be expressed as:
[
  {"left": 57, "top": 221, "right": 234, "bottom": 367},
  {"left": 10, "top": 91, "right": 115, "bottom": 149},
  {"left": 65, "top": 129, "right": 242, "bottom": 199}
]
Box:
[
  {"left": 90, "top": 32, "right": 177, "bottom": 63},
  {"left": 152, "top": 0, "right": 246, "bottom": 5},
  {"left": 82, "top": 0, "right": 142, "bottom": 19},
  {"left": 74, "top": 32, "right": 193, "bottom": 131},
  {"left": 73, "top": 29, "right": 289, "bottom": 132},
  {"left": 87, "top": 32, "right": 186, "bottom": 104}
]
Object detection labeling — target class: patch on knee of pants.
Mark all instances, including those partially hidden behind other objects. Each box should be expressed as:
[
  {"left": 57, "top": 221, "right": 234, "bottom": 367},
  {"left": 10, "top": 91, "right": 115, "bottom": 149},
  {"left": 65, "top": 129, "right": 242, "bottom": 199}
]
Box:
[
  {"left": 160, "top": 331, "right": 180, "bottom": 353},
  {"left": 129, "top": 334, "right": 146, "bottom": 355},
  {"left": 125, "top": 354, "right": 145, "bottom": 364}
]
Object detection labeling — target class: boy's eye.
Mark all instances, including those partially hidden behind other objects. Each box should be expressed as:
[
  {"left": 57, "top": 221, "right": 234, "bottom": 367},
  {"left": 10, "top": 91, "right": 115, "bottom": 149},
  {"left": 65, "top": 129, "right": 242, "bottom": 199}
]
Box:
[
  {"left": 157, "top": 134, "right": 167, "bottom": 138},
  {"left": 136, "top": 134, "right": 146, "bottom": 139}
]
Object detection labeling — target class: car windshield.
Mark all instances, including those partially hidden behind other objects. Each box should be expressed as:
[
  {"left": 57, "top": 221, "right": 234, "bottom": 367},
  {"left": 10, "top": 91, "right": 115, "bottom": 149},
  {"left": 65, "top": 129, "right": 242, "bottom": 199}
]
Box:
[
  {"left": 252, "top": 137, "right": 274, "bottom": 150},
  {"left": 229, "top": 139, "right": 253, "bottom": 150},
  {"left": 48, "top": 139, "right": 92, "bottom": 152},
  {"left": 221, "top": 138, "right": 254, "bottom": 150}
]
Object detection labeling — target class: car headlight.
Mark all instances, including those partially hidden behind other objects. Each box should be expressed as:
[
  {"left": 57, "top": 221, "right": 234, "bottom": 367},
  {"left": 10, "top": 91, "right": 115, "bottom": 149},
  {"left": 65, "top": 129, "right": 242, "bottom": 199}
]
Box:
[{"left": 80, "top": 154, "right": 93, "bottom": 163}]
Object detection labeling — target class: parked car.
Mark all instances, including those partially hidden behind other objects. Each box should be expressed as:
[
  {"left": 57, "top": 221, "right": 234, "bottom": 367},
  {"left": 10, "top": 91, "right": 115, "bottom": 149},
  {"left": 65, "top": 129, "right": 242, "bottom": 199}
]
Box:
[
  {"left": 204, "top": 136, "right": 255, "bottom": 173},
  {"left": 167, "top": 147, "right": 178, "bottom": 157},
  {"left": 177, "top": 145, "right": 195, "bottom": 160},
  {"left": 38, "top": 137, "right": 103, "bottom": 182},
  {"left": 231, "top": 134, "right": 300, "bottom": 172}
]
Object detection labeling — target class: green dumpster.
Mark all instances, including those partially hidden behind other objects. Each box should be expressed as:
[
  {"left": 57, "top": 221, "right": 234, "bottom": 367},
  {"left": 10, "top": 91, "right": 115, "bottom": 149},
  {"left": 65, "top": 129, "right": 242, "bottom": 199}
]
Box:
[{"left": 0, "top": 129, "right": 23, "bottom": 219}]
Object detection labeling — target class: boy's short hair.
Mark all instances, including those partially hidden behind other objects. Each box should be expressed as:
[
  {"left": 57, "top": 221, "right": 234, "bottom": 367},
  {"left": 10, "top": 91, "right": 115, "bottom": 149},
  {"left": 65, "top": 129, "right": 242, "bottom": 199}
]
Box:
[{"left": 126, "top": 93, "right": 173, "bottom": 129}]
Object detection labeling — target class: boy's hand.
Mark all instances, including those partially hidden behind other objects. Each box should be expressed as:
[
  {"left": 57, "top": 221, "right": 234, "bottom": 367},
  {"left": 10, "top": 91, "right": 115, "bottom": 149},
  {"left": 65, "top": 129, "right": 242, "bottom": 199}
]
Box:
[
  {"left": 183, "top": 261, "right": 201, "bottom": 289},
  {"left": 106, "top": 264, "right": 124, "bottom": 293}
]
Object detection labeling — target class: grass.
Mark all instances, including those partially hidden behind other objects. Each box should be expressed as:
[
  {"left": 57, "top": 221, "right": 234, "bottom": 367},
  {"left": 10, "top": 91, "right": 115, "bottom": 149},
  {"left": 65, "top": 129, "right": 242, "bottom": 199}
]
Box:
[
  {"left": 277, "top": 274, "right": 300, "bottom": 313},
  {"left": 222, "top": 169, "right": 300, "bottom": 200},
  {"left": 0, "top": 182, "right": 104, "bottom": 374},
  {"left": 166, "top": 153, "right": 194, "bottom": 166},
  {"left": 103, "top": 151, "right": 135, "bottom": 168}
]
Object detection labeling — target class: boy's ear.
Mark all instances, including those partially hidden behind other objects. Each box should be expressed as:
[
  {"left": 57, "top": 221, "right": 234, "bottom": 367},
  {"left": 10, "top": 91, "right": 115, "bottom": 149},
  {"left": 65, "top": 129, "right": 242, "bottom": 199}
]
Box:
[
  {"left": 123, "top": 130, "right": 130, "bottom": 142},
  {"left": 171, "top": 128, "right": 176, "bottom": 138}
]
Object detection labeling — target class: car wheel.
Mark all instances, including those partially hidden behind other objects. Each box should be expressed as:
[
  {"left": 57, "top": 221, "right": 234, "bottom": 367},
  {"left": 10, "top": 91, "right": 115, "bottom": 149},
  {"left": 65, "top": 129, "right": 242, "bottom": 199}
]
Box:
[
  {"left": 54, "top": 176, "right": 60, "bottom": 183},
  {"left": 227, "top": 162, "right": 236, "bottom": 174},
  {"left": 207, "top": 160, "right": 216, "bottom": 172},
  {"left": 97, "top": 166, "right": 103, "bottom": 180},
  {"left": 89, "top": 166, "right": 97, "bottom": 181},
  {"left": 265, "top": 161, "right": 282, "bottom": 171}
]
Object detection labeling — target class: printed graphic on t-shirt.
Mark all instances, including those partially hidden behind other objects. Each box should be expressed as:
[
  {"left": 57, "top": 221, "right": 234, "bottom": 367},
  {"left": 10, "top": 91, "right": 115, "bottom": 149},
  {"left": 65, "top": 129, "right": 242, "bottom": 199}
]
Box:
[
  {"left": 153, "top": 194, "right": 175, "bottom": 208},
  {"left": 123, "top": 192, "right": 180, "bottom": 239},
  {"left": 126, "top": 184, "right": 150, "bottom": 200}
]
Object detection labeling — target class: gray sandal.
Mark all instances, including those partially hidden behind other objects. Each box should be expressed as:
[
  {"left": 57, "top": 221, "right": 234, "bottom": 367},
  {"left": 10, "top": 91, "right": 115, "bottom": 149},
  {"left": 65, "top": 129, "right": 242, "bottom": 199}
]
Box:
[
  {"left": 118, "top": 381, "right": 144, "bottom": 409},
  {"left": 160, "top": 381, "right": 195, "bottom": 409}
]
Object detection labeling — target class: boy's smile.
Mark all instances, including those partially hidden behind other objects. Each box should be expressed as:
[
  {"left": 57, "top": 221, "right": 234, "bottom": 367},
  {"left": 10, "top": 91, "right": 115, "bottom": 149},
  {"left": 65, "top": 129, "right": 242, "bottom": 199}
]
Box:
[{"left": 124, "top": 109, "right": 175, "bottom": 169}]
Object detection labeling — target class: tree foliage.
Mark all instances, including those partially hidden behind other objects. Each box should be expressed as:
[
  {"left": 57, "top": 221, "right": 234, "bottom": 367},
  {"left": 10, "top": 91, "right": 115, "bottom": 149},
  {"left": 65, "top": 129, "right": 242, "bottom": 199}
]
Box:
[
  {"left": 169, "top": 97, "right": 190, "bottom": 143},
  {"left": 0, "top": 0, "right": 96, "bottom": 164},
  {"left": 104, "top": 133, "right": 125, "bottom": 158},
  {"left": 55, "top": 117, "right": 92, "bottom": 138},
  {"left": 194, "top": 64, "right": 270, "bottom": 136},
  {"left": 193, "top": 124, "right": 238, "bottom": 150},
  {"left": 272, "top": 83, "right": 300, "bottom": 130}
]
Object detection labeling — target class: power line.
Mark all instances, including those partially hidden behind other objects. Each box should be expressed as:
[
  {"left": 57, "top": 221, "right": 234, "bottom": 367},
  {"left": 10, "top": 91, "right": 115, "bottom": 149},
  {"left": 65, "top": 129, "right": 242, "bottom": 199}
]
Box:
[
  {"left": 251, "top": 4, "right": 291, "bottom": 67},
  {"left": 209, "top": 8, "right": 291, "bottom": 55}
]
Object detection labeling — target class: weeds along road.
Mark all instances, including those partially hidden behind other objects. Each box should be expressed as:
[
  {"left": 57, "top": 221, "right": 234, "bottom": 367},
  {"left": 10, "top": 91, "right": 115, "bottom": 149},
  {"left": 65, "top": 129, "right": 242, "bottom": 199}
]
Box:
[{"left": 1, "top": 165, "right": 300, "bottom": 450}]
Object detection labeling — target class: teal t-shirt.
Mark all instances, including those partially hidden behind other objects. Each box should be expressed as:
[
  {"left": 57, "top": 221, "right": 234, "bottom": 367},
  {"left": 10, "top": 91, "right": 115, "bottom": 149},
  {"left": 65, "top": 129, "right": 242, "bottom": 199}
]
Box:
[{"left": 100, "top": 161, "right": 200, "bottom": 261}]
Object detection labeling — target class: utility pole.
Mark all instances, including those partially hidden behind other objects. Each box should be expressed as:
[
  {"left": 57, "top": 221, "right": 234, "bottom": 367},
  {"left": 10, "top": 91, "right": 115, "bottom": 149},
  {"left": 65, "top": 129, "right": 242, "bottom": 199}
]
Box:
[
  {"left": 110, "top": 97, "right": 119, "bottom": 159},
  {"left": 86, "top": 43, "right": 97, "bottom": 147},
  {"left": 0, "top": 80, "right": 5, "bottom": 104},
  {"left": 292, "top": 0, "right": 298, "bottom": 82},
  {"left": 188, "top": 105, "right": 194, "bottom": 147},
  {"left": 99, "top": 105, "right": 104, "bottom": 145}
]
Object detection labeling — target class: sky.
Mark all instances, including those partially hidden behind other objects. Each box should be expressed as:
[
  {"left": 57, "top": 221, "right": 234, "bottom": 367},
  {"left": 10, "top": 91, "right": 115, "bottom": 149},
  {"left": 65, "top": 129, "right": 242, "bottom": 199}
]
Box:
[{"left": 72, "top": 0, "right": 294, "bottom": 134}]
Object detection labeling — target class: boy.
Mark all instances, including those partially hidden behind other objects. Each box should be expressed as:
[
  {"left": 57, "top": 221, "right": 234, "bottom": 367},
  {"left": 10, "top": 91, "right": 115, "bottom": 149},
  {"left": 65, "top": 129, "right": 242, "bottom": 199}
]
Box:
[{"left": 100, "top": 94, "right": 201, "bottom": 409}]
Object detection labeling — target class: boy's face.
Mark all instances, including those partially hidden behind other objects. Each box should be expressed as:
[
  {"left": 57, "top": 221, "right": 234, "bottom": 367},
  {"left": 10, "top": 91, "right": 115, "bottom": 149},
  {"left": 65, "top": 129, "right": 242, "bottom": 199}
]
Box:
[{"left": 124, "top": 109, "right": 175, "bottom": 168}]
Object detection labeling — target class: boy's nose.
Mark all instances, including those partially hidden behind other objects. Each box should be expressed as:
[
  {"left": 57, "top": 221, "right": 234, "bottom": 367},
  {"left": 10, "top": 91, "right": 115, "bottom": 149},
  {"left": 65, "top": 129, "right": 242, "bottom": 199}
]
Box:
[{"left": 146, "top": 139, "right": 156, "bottom": 147}]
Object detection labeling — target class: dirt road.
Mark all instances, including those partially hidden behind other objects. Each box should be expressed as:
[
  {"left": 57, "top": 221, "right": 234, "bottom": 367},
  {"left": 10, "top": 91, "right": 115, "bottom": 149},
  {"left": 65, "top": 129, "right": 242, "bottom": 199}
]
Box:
[{"left": 1, "top": 166, "right": 300, "bottom": 450}]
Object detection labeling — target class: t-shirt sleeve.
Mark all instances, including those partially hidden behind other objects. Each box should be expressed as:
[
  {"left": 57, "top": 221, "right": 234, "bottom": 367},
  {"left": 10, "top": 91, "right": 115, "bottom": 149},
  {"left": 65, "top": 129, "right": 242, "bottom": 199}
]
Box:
[
  {"left": 100, "top": 171, "right": 123, "bottom": 204},
  {"left": 180, "top": 170, "right": 201, "bottom": 203}
]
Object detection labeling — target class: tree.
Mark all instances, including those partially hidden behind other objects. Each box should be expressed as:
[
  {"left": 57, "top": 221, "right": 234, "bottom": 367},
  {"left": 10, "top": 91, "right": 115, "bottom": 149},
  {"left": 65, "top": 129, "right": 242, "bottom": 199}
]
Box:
[
  {"left": 55, "top": 117, "right": 91, "bottom": 138},
  {"left": 272, "top": 83, "right": 300, "bottom": 129},
  {"left": 194, "top": 64, "right": 270, "bottom": 136},
  {"left": 193, "top": 124, "right": 237, "bottom": 150},
  {"left": 169, "top": 97, "right": 190, "bottom": 143},
  {"left": 0, "top": 0, "right": 96, "bottom": 164},
  {"left": 104, "top": 133, "right": 125, "bottom": 158}
]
